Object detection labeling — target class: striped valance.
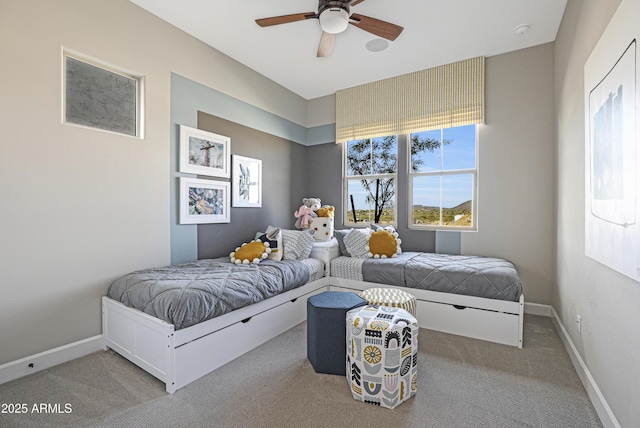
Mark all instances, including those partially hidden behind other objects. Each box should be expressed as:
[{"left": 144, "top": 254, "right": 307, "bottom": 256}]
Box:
[{"left": 335, "top": 56, "right": 485, "bottom": 143}]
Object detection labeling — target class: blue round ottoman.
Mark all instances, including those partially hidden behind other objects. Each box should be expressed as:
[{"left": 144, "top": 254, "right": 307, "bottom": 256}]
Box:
[{"left": 307, "top": 291, "right": 367, "bottom": 375}]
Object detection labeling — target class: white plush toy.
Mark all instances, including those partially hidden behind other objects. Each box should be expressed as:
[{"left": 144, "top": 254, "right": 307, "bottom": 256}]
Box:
[{"left": 294, "top": 197, "right": 321, "bottom": 229}]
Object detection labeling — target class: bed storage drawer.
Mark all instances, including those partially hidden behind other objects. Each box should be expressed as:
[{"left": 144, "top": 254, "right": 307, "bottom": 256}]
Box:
[
  {"left": 328, "top": 282, "right": 523, "bottom": 348},
  {"left": 415, "top": 299, "right": 520, "bottom": 347},
  {"left": 173, "top": 287, "right": 325, "bottom": 390}
]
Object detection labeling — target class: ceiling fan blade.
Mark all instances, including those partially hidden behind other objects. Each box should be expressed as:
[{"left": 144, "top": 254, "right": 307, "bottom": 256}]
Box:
[
  {"left": 255, "top": 12, "right": 317, "bottom": 27},
  {"left": 349, "top": 13, "right": 404, "bottom": 41},
  {"left": 351, "top": 0, "right": 366, "bottom": 6},
  {"left": 317, "top": 32, "right": 336, "bottom": 57}
]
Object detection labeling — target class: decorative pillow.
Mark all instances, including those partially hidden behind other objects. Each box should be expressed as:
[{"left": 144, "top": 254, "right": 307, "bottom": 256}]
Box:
[
  {"left": 256, "top": 227, "right": 283, "bottom": 261},
  {"left": 333, "top": 229, "right": 352, "bottom": 256},
  {"left": 230, "top": 240, "right": 271, "bottom": 264},
  {"left": 267, "top": 226, "right": 314, "bottom": 260},
  {"left": 366, "top": 228, "right": 402, "bottom": 258},
  {"left": 344, "top": 228, "right": 371, "bottom": 258},
  {"left": 370, "top": 224, "right": 396, "bottom": 232}
]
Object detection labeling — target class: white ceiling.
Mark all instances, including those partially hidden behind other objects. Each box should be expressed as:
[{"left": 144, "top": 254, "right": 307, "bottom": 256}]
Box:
[{"left": 130, "top": 0, "right": 567, "bottom": 100}]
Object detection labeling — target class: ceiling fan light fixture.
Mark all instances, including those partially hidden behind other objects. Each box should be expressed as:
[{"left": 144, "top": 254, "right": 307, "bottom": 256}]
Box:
[{"left": 319, "top": 8, "right": 350, "bottom": 34}]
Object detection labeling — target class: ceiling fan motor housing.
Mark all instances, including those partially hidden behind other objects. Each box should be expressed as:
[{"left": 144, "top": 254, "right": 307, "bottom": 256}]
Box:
[{"left": 318, "top": 1, "right": 351, "bottom": 34}]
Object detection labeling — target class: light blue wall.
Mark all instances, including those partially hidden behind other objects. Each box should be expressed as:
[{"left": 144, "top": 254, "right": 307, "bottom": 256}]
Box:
[{"left": 435, "top": 231, "right": 462, "bottom": 255}]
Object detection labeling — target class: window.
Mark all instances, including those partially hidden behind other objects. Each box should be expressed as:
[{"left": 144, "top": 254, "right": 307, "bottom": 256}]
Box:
[
  {"left": 344, "top": 136, "right": 397, "bottom": 225},
  {"left": 409, "top": 125, "right": 477, "bottom": 230},
  {"left": 342, "top": 125, "right": 477, "bottom": 230}
]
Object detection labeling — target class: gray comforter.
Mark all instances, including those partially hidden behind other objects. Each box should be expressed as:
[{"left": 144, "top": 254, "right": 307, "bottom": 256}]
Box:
[
  {"left": 107, "top": 258, "right": 309, "bottom": 329},
  {"left": 362, "top": 252, "right": 522, "bottom": 302}
]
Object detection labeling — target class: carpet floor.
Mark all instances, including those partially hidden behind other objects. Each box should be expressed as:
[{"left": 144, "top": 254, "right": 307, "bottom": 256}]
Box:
[{"left": 0, "top": 315, "right": 602, "bottom": 428}]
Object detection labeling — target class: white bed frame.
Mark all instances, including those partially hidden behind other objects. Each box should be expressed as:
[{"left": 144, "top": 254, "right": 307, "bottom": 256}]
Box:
[
  {"left": 102, "top": 270, "right": 524, "bottom": 394},
  {"left": 327, "top": 278, "right": 524, "bottom": 349},
  {"left": 102, "top": 278, "right": 327, "bottom": 393}
]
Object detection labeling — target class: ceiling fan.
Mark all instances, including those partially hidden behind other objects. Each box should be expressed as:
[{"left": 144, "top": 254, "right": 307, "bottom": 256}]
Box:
[{"left": 255, "top": 0, "right": 404, "bottom": 57}]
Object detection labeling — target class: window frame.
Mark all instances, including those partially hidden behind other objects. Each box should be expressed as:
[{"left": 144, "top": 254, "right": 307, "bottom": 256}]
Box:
[
  {"left": 342, "top": 137, "right": 398, "bottom": 227},
  {"left": 408, "top": 126, "right": 479, "bottom": 231}
]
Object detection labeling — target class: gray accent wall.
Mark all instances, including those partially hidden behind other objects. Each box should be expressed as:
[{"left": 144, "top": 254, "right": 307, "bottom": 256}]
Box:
[{"left": 196, "top": 113, "right": 307, "bottom": 259}]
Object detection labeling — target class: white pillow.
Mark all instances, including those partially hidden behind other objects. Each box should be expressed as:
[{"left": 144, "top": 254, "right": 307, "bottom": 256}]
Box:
[
  {"left": 256, "top": 228, "right": 283, "bottom": 261},
  {"left": 267, "top": 226, "right": 314, "bottom": 260},
  {"left": 344, "top": 228, "right": 370, "bottom": 258}
]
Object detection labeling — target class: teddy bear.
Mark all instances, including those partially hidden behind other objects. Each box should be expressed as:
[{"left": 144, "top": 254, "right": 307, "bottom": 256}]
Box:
[
  {"left": 294, "top": 197, "right": 321, "bottom": 229},
  {"left": 316, "top": 205, "right": 335, "bottom": 218}
]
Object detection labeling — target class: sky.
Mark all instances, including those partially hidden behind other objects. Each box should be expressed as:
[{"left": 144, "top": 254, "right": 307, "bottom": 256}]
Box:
[{"left": 411, "top": 124, "right": 476, "bottom": 208}]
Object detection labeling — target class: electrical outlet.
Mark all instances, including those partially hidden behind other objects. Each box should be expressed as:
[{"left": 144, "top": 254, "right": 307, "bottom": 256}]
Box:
[{"left": 576, "top": 315, "right": 582, "bottom": 334}]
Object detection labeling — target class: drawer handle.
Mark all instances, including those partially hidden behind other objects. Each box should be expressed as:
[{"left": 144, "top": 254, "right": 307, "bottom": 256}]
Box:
[
  {"left": 241, "top": 317, "right": 252, "bottom": 323},
  {"left": 290, "top": 298, "right": 298, "bottom": 303},
  {"left": 453, "top": 305, "right": 467, "bottom": 310}
]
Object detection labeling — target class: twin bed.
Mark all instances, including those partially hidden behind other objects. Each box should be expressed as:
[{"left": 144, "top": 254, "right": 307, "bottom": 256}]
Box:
[{"left": 102, "top": 233, "right": 524, "bottom": 393}]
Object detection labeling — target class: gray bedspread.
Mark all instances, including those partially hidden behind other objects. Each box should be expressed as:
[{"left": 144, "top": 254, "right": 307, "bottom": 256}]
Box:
[
  {"left": 107, "top": 258, "right": 310, "bottom": 329},
  {"left": 362, "top": 252, "right": 522, "bottom": 301}
]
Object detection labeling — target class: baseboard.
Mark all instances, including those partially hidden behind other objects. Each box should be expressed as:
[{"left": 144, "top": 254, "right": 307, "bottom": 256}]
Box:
[
  {"left": 550, "top": 308, "right": 621, "bottom": 428},
  {"left": 524, "top": 302, "right": 552, "bottom": 317},
  {"left": 0, "top": 335, "right": 103, "bottom": 386}
]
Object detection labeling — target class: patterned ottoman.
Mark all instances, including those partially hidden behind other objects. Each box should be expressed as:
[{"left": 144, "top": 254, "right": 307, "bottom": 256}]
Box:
[
  {"left": 307, "top": 291, "right": 367, "bottom": 375},
  {"left": 359, "top": 288, "right": 417, "bottom": 316},
  {"left": 346, "top": 305, "right": 418, "bottom": 409}
]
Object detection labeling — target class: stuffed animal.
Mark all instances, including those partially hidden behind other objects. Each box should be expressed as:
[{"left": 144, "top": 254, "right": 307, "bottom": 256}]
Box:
[
  {"left": 316, "top": 205, "right": 335, "bottom": 218},
  {"left": 294, "top": 197, "right": 321, "bottom": 229}
]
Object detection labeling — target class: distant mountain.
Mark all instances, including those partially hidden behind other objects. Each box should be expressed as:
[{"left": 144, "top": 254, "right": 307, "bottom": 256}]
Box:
[
  {"left": 413, "top": 200, "right": 471, "bottom": 211},
  {"left": 450, "top": 200, "right": 472, "bottom": 211}
]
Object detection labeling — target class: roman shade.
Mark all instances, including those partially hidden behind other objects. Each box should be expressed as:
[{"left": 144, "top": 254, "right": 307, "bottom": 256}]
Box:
[{"left": 335, "top": 56, "right": 484, "bottom": 143}]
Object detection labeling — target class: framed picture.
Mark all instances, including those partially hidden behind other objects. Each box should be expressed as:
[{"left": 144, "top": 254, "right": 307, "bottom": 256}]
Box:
[
  {"left": 179, "top": 125, "right": 230, "bottom": 178},
  {"left": 232, "top": 155, "right": 262, "bottom": 207},
  {"left": 179, "top": 177, "right": 230, "bottom": 224},
  {"left": 63, "top": 51, "right": 143, "bottom": 138},
  {"left": 584, "top": 0, "right": 640, "bottom": 282}
]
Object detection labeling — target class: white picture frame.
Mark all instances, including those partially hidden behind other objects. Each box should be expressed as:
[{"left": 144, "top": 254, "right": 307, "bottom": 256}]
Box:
[
  {"left": 584, "top": 0, "right": 640, "bottom": 282},
  {"left": 232, "top": 155, "right": 262, "bottom": 208},
  {"left": 179, "top": 125, "right": 230, "bottom": 178},
  {"left": 179, "top": 177, "right": 230, "bottom": 224}
]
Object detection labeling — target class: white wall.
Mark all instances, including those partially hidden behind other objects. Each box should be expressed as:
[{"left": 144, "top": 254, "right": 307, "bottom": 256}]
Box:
[
  {"left": 555, "top": 0, "right": 640, "bottom": 426},
  {"left": 0, "top": 0, "right": 307, "bottom": 365},
  {"left": 462, "top": 43, "right": 556, "bottom": 305}
]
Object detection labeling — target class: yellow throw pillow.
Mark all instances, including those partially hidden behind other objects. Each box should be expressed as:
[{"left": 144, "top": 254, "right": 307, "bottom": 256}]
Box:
[
  {"left": 230, "top": 240, "right": 271, "bottom": 264},
  {"left": 366, "top": 229, "right": 401, "bottom": 258}
]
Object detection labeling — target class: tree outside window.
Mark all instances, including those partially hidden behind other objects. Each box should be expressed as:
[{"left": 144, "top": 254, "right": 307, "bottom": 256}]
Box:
[
  {"left": 345, "top": 136, "right": 396, "bottom": 224},
  {"left": 345, "top": 134, "right": 448, "bottom": 225}
]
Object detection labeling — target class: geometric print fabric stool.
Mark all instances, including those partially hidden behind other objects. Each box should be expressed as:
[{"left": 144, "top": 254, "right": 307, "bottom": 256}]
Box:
[
  {"left": 346, "top": 305, "right": 418, "bottom": 409},
  {"left": 359, "top": 288, "right": 417, "bottom": 316}
]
